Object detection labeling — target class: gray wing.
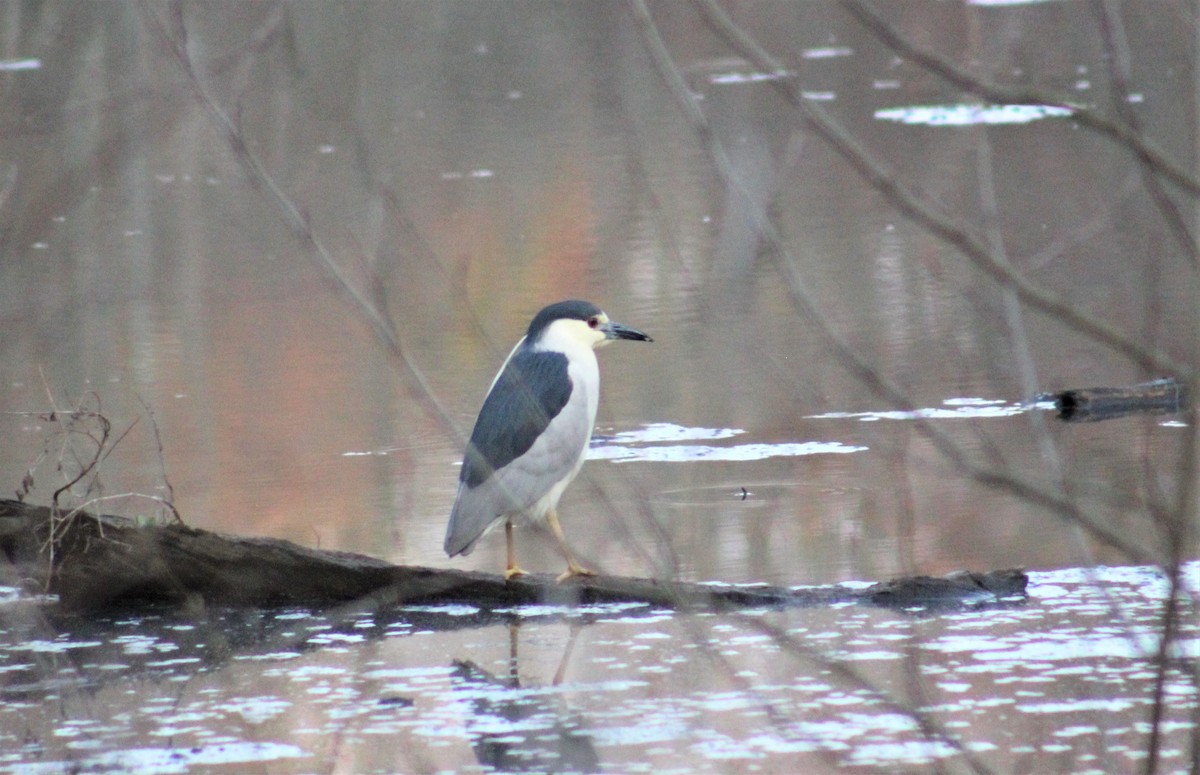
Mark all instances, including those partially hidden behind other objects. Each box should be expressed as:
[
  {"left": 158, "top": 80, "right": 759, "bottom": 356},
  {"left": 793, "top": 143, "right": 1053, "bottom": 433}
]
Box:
[
  {"left": 445, "top": 350, "right": 591, "bottom": 556},
  {"left": 460, "top": 349, "right": 571, "bottom": 488}
]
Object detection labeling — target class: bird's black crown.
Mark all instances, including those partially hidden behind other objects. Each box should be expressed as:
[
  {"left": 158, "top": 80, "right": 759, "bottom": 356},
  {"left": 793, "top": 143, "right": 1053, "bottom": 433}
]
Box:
[{"left": 525, "top": 300, "right": 603, "bottom": 341}]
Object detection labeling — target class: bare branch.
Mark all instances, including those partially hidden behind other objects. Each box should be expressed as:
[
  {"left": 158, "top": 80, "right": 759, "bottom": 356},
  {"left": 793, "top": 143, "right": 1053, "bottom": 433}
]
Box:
[
  {"left": 138, "top": 1, "right": 464, "bottom": 443},
  {"left": 693, "top": 0, "right": 1184, "bottom": 378},
  {"left": 635, "top": 0, "right": 1159, "bottom": 563},
  {"left": 840, "top": 0, "right": 1200, "bottom": 200}
]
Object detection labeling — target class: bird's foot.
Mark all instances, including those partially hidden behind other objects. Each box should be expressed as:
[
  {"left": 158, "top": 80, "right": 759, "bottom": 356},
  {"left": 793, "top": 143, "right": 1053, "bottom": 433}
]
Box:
[
  {"left": 504, "top": 565, "right": 528, "bottom": 581},
  {"left": 556, "top": 563, "right": 596, "bottom": 584}
]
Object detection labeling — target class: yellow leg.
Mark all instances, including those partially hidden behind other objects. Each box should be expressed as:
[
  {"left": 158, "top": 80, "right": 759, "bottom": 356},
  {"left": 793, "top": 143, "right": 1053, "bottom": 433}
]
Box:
[
  {"left": 504, "top": 518, "right": 527, "bottom": 580},
  {"left": 546, "top": 509, "right": 594, "bottom": 583}
]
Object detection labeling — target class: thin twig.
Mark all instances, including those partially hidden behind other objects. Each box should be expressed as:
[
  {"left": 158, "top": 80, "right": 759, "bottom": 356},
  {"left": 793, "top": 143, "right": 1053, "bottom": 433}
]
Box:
[
  {"left": 136, "top": 394, "right": 182, "bottom": 524},
  {"left": 1093, "top": 1, "right": 1197, "bottom": 266},
  {"left": 636, "top": 0, "right": 1157, "bottom": 563},
  {"left": 62, "top": 493, "right": 183, "bottom": 527},
  {"left": 50, "top": 408, "right": 109, "bottom": 519},
  {"left": 839, "top": 0, "right": 1200, "bottom": 200},
  {"left": 139, "top": 1, "right": 463, "bottom": 444},
  {"left": 695, "top": 0, "right": 1183, "bottom": 379}
]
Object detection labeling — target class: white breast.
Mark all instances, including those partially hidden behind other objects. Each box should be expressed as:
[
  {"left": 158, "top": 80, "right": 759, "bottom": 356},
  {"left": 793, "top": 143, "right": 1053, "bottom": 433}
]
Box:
[{"left": 509, "top": 347, "right": 599, "bottom": 524}]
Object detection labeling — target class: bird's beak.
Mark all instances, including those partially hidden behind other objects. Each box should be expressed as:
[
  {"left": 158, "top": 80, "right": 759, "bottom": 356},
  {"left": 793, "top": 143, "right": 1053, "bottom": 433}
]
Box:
[{"left": 602, "top": 320, "right": 653, "bottom": 342}]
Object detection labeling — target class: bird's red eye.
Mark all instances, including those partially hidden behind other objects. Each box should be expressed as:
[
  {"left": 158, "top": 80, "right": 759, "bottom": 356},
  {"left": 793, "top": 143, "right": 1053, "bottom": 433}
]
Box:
[{"left": 587, "top": 316, "right": 599, "bottom": 329}]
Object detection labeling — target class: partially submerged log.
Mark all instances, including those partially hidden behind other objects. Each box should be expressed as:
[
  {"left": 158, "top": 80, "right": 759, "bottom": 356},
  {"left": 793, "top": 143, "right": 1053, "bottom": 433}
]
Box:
[
  {"left": 0, "top": 499, "right": 1026, "bottom": 613},
  {"left": 1044, "top": 378, "right": 1188, "bottom": 422}
]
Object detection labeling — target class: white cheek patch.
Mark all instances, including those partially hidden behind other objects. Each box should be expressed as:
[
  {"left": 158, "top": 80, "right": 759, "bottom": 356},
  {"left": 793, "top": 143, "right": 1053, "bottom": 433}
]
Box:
[{"left": 537, "top": 318, "right": 606, "bottom": 352}]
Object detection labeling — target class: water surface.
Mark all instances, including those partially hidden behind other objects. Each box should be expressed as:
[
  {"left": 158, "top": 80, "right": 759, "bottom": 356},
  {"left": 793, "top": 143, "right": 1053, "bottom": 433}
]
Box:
[
  {"left": 0, "top": 565, "right": 1194, "bottom": 773},
  {"left": 0, "top": 1, "right": 1195, "bottom": 770}
]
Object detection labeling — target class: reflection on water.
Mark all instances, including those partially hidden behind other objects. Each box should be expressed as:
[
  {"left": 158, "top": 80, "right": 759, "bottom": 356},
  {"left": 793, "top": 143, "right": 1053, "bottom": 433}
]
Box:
[
  {"left": 874, "top": 104, "right": 1076, "bottom": 126},
  {"left": 0, "top": 565, "right": 1194, "bottom": 773},
  {"left": 807, "top": 396, "right": 1037, "bottom": 421},
  {"left": 4, "top": 744, "right": 308, "bottom": 774},
  {"left": 0, "top": 0, "right": 1196, "bottom": 769},
  {"left": 589, "top": 422, "right": 868, "bottom": 462},
  {"left": 452, "top": 623, "right": 600, "bottom": 773},
  {"left": 0, "top": 58, "right": 41, "bottom": 71},
  {"left": 0, "top": 0, "right": 1192, "bottom": 588}
]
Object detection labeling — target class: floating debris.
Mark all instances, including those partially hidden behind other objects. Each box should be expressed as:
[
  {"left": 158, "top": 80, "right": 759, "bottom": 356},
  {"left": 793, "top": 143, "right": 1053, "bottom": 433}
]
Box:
[{"left": 1039, "top": 378, "right": 1188, "bottom": 423}]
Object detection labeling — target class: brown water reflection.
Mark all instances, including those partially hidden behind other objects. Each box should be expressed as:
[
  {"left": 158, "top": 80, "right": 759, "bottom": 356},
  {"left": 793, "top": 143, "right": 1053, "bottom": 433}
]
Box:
[
  {"left": 2, "top": 0, "right": 1193, "bottom": 580},
  {"left": 0, "top": 0, "right": 1197, "bottom": 769}
]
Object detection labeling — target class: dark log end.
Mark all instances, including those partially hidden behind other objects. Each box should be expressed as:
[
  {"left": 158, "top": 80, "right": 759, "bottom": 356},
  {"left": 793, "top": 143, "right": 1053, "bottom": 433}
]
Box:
[{"left": 1050, "top": 378, "right": 1188, "bottom": 422}]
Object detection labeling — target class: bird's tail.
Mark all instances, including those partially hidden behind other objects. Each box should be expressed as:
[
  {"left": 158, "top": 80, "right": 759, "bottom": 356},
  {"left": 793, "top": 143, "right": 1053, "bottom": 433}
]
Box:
[{"left": 444, "top": 485, "right": 493, "bottom": 557}]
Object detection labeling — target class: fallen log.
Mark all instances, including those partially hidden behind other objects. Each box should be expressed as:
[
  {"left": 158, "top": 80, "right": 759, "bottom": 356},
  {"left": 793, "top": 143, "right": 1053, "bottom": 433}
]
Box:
[
  {"left": 1043, "top": 377, "right": 1188, "bottom": 422},
  {"left": 0, "top": 499, "right": 1026, "bottom": 613}
]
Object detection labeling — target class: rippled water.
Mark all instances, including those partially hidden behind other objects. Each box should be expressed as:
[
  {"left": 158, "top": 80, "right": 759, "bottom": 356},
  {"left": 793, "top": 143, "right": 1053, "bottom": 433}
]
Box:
[{"left": 1, "top": 564, "right": 1194, "bottom": 773}]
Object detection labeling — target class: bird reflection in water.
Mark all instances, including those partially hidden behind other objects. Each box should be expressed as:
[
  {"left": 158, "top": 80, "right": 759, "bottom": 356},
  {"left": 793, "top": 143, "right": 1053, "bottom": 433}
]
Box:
[{"left": 451, "top": 621, "right": 599, "bottom": 773}]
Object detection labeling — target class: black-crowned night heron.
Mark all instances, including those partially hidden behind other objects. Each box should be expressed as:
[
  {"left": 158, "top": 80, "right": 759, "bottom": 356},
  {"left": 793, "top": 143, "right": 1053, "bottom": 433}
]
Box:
[{"left": 444, "top": 300, "right": 652, "bottom": 581}]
